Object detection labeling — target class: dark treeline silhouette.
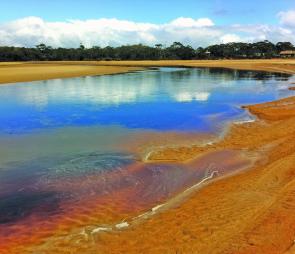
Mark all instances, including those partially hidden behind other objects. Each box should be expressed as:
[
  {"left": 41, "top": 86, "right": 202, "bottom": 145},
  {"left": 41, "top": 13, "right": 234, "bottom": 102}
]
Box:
[{"left": 0, "top": 41, "right": 294, "bottom": 61}]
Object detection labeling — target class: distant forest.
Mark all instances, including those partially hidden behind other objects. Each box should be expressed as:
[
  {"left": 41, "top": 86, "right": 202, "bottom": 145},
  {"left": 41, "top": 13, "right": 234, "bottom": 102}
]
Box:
[{"left": 0, "top": 41, "right": 294, "bottom": 61}]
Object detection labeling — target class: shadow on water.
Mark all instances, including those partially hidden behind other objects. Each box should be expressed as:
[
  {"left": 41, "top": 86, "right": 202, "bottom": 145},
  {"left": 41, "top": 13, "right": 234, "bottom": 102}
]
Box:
[
  {"left": 0, "top": 152, "right": 136, "bottom": 189},
  {"left": 198, "top": 67, "right": 292, "bottom": 80},
  {"left": 0, "top": 152, "right": 136, "bottom": 225},
  {"left": 0, "top": 191, "right": 60, "bottom": 225}
]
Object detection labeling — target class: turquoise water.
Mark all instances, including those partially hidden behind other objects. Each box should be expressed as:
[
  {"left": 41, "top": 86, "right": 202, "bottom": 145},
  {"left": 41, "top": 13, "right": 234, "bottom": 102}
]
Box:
[{"left": 0, "top": 67, "right": 294, "bottom": 228}]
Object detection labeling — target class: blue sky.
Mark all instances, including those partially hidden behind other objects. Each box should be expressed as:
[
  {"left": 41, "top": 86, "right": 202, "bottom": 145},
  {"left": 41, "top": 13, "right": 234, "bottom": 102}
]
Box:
[
  {"left": 1, "top": 0, "right": 295, "bottom": 47},
  {"left": 1, "top": 0, "right": 295, "bottom": 24}
]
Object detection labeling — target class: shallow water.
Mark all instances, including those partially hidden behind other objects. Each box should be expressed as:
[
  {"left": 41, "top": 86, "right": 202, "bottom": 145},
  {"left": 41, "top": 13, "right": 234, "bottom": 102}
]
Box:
[{"left": 0, "top": 67, "right": 294, "bottom": 253}]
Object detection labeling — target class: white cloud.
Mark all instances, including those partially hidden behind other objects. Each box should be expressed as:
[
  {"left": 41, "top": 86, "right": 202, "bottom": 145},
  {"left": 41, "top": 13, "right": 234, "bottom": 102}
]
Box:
[
  {"left": 0, "top": 15, "right": 295, "bottom": 48},
  {"left": 220, "top": 34, "right": 242, "bottom": 44},
  {"left": 278, "top": 10, "right": 295, "bottom": 27},
  {"left": 229, "top": 23, "right": 295, "bottom": 44},
  {"left": 169, "top": 17, "right": 214, "bottom": 28},
  {"left": 175, "top": 92, "right": 193, "bottom": 102},
  {"left": 174, "top": 92, "right": 210, "bottom": 102},
  {"left": 194, "top": 92, "right": 210, "bottom": 101}
]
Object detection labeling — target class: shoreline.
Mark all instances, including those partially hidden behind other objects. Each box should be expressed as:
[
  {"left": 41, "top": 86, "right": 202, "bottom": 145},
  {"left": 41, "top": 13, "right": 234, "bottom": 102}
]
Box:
[
  {"left": 1, "top": 59, "right": 295, "bottom": 85},
  {"left": 88, "top": 59, "right": 295, "bottom": 74},
  {"left": 1, "top": 60, "right": 295, "bottom": 253},
  {"left": 90, "top": 93, "right": 295, "bottom": 254}
]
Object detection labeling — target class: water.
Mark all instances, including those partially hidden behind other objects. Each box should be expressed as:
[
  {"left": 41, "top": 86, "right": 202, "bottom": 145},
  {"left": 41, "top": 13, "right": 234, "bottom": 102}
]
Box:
[
  {"left": 0, "top": 67, "right": 294, "bottom": 252},
  {"left": 0, "top": 67, "right": 292, "bottom": 134}
]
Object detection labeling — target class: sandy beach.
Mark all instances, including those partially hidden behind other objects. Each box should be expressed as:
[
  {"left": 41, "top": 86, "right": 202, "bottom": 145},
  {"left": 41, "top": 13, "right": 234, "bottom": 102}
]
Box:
[
  {"left": 1, "top": 60, "right": 295, "bottom": 254},
  {"left": 0, "top": 62, "right": 142, "bottom": 84}
]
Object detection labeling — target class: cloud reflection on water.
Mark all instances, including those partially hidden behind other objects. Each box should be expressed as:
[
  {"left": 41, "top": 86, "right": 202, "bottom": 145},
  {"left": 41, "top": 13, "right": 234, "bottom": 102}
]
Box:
[
  {"left": 0, "top": 67, "right": 293, "bottom": 134},
  {"left": 3, "top": 67, "right": 291, "bottom": 109}
]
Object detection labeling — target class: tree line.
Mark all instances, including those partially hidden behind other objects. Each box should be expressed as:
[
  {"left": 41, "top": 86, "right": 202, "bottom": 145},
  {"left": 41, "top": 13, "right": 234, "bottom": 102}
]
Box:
[{"left": 0, "top": 41, "right": 294, "bottom": 61}]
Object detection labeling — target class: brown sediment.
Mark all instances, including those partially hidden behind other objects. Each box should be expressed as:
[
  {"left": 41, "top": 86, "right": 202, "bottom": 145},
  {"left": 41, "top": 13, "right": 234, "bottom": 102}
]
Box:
[
  {"left": 147, "top": 145, "right": 215, "bottom": 162},
  {"left": 118, "top": 130, "right": 215, "bottom": 160},
  {"left": 246, "top": 96, "right": 295, "bottom": 121}
]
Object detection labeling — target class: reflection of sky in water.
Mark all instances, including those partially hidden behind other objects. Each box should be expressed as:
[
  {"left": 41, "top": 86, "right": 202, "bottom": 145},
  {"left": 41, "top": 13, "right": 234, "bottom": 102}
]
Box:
[{"left": 0, "top": 67, "right": 293, "bottom": 134}]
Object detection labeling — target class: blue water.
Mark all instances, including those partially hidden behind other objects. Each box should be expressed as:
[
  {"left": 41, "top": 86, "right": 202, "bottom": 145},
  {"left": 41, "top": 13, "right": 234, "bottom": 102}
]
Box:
[{"left": 0, "top": 67, "right": 293, "bottom": 134}]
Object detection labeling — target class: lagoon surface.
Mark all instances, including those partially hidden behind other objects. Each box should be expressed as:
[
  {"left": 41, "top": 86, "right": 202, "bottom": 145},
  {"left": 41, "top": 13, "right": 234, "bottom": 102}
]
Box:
[
  {"left": 0, "top": 67, "right": 293, "bottom": 134},
  {"left": 0, "top": 67, "right": 294, "bottom": 252}
]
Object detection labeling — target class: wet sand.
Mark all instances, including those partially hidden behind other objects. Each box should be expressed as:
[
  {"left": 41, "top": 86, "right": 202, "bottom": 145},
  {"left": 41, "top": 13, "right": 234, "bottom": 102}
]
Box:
[{"left": 1, "top": 60, "right": 295, "bottom": 253}]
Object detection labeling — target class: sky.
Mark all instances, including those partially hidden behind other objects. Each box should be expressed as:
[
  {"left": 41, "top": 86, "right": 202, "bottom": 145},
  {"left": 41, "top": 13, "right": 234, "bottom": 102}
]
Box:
[{"left": 1, "top": 0, "right": 295, "bottom": 48}]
